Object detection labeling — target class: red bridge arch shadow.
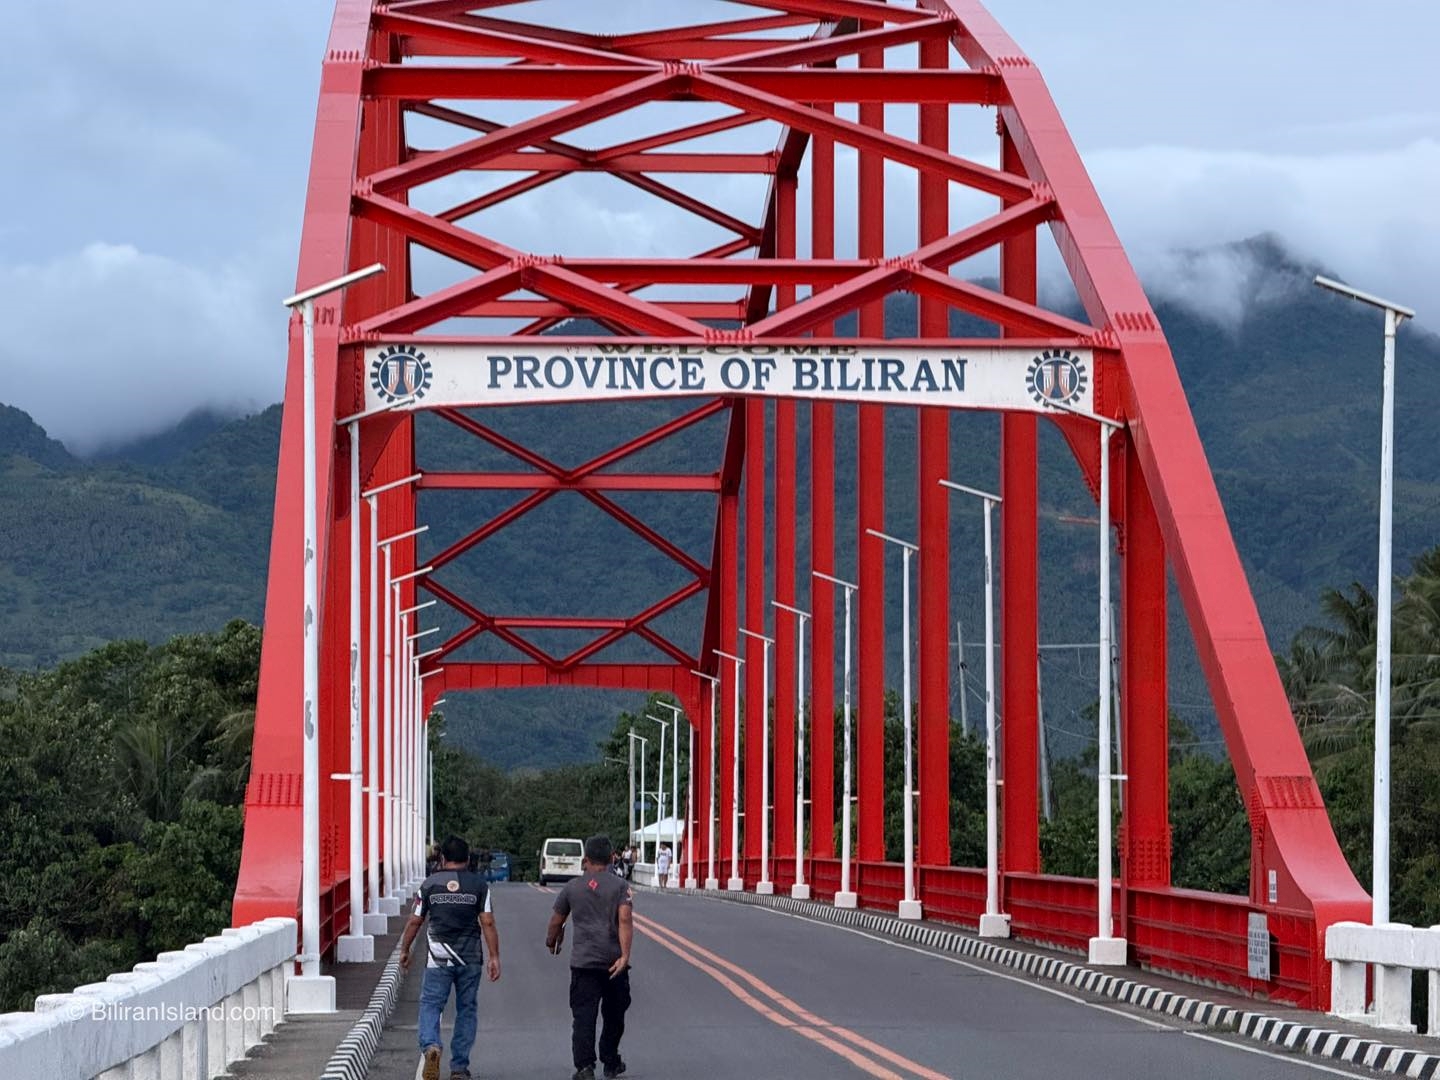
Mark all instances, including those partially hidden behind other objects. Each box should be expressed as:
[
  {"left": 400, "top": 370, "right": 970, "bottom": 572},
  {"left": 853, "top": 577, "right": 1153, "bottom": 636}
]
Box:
[{"left": 234, "top": 0, "right": 1368, "bottom": 1008}]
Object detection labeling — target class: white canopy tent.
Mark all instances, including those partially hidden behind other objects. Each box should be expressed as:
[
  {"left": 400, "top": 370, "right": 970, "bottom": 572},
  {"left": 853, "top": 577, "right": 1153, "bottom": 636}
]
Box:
[{"left": 630, "top": 817, "right": 684, "bottom": 861}]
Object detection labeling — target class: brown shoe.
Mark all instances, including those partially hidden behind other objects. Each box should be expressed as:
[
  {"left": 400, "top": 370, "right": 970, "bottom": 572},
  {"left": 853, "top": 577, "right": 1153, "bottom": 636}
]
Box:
[{"left": 421, "top": 1045, "right": 441, "bottom": 1080}]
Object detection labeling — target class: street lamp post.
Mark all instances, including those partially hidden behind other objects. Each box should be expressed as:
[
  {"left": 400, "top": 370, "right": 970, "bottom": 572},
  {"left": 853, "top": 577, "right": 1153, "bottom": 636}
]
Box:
[
  {"left": 415, "top": 663, "right": 443, "bottom": 878},
  {"left": 379, "top": 525, "right": 429, "bottom": 903},
  {"left": 814, "top": 571, "right": 858, "bottom": 910},
  {"left": 1040, "top": 401, "right": 1126, "bottom": 965},
  {"left": 281, "top": 261, "right": 384, "bottom": 1011},
  {"left": 714, "top": 649, "right": 747, "bottom": 891},
  {"left": 692, "top": 669, "right": 721, "bottom": 889},
  {"left": 646, "top": 714, "right": 670, "bottom": 884},
  {"left": 389, "top": 562, "right": 433, "bottom": 889},
  {"left": 774, "top": 601, "right": 812, "bottom": 900},
  {"left": 867, "top": 530, "right": 922, "bottom": 921},
  {"left": 939, "top": 480, "right": 1009, "bottom": 938},
  {"left": 1313, "top": 274, "right": 1416, "bottom": 932},
  {"left": 656, "top": 701, "right": 686, "bottom": 887},
  {"left": 428, "top": 698, "right": 445, "bottom": 848},
  {"left": 407, "top": 630, "right": 441, "bottom": 881},
  {"left": 628, "top": 725, "right": 637, "bottom": 856},
  {"left": 337, "top": 406, "right": 415, "bottom": 957},
  {"left": 627, "top": 732, "right": 648, "bottom": 864},
  {"left": 740, "top": 628, "right": 776, "bottom": 895},
  {"left": 361, "top": 473, "right": 421, "bottom": 933}
]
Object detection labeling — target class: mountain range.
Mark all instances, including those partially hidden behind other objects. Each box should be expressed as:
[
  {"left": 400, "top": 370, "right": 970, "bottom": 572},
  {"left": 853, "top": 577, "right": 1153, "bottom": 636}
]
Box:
[{"left": 3, "top": 235, "right": 1436, "bottom": 768}]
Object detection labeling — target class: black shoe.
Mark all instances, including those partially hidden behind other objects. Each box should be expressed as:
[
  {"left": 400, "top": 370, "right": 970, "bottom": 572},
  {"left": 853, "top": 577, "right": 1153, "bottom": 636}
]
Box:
[
  {"left": 572, "top": 1069, "right": 596, "bottom": 1080},
  {"left": 603, "top": 1060, "right": 627, "bottom": 1078}
]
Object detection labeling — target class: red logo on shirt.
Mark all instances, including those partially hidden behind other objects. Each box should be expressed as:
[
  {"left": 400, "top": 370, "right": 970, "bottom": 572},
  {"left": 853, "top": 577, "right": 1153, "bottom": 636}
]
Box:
[{"left": 587, "top": 879, "right": 599, "bottom": 891}]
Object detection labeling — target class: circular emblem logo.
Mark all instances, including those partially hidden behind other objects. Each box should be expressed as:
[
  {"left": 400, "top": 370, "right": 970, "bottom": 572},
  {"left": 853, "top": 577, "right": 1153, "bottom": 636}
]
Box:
[
  {"left": 1027, "top": 349, "right": 1087, "bottom": 406},
  {"left": 446, "top": 878, "right": 460, "bottom": 893},
  {"left": 371, "top": 344, "right": 432, "bottom": 403}
]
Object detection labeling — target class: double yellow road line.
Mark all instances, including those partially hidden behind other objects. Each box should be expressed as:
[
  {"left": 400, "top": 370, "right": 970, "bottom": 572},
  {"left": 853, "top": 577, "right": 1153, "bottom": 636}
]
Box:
[{"left": 632, "top": 912, "right": 954, "bottom": 1080}]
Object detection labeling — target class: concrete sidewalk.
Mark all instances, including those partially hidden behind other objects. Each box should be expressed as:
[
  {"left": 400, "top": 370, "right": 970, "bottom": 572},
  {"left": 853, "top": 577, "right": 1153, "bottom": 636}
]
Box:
[{"left": 225, "top": 927, "right": 404, "bottom": 1080}]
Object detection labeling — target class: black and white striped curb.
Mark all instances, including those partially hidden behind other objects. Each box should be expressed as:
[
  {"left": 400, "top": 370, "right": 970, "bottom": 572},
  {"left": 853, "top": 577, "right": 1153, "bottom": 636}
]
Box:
[
  {"left": 667, "top": 887, "right": 1440, "bottom": 1078},
  {"left": 318, "top": 936, "right": 410, "bottom": 1080}
]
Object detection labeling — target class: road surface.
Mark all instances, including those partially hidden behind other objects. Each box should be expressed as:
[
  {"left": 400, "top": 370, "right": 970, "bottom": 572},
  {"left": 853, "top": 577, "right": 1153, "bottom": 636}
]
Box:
[{"left": 367, "top": 883, "right": 1370, "bottom": 1079}]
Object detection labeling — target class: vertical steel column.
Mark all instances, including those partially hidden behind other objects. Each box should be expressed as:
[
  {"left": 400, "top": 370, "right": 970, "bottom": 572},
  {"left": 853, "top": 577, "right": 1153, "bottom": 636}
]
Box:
[
  {"left": 999, "top": 126, "right": 1041, "bottom": 875},
  {"left": 856, "top": 40, "right": 887, "bottom": 865},
  {"left": 1121, "top": 442, "right": 1171, "bottom": 893},
  {"left": 917, "top": 34, "right": 952, "bottom": 869},
  {"left": 719, "top": 442, "right": 740, "bottom": 884},
  {"left": 744, "top": 398, "right": 767, "bottom": 873},
  {"left": 773, "top": 174, "right": 798, "bottom": 875},
  {"left": 809, "top": 111, "right": 837, "bottom": 862}
]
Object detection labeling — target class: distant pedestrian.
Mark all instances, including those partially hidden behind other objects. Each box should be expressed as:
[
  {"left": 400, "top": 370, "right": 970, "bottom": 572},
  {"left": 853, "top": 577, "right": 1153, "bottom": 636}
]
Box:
[
  {"left": 546, "top": 835, "right": 633, "bottom": 1080},
  {"left": 621, "top": 845, "right": 636, "bottom": 881},
  {"left": 400, "top": 836, "right": 501, "bottom": 1080},
  {"left": 655, "top": 843, "right": 672, "bottom": 888}
]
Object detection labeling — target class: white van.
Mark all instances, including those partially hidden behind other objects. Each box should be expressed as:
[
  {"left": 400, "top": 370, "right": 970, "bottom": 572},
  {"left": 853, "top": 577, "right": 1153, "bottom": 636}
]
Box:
[{"left": 538, "top": 837, "right": 585, "bottom": 885}]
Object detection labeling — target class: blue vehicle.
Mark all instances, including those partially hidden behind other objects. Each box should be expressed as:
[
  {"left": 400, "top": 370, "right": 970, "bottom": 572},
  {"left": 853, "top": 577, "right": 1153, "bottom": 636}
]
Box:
[{"left": 485, "top": 851, "right": 511, "bottom": 883}]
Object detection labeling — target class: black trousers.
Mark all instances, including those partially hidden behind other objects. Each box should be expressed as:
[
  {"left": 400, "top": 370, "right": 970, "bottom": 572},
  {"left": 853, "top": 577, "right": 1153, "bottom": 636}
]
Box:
[{"left": 569, "top": 966, "right": 631, "bottom": 1069}]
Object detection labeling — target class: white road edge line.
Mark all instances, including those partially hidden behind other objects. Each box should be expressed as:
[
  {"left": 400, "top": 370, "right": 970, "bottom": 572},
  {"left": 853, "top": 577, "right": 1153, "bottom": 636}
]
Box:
[
  {"left": 745, "top": 903, "right": 1173, "bottom": 1033},
  {"left": 1182, "top": 1030, "right": 1370, "bottom": 1077},
  {"left": 655, "top": 892, "right": 1381, "bottom": 1078}
]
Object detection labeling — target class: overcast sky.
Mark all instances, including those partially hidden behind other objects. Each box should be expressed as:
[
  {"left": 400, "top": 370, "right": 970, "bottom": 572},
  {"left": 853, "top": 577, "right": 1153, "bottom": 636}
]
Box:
[{"left": 2, "top": 0, "right": 1434, "bottom": 451}]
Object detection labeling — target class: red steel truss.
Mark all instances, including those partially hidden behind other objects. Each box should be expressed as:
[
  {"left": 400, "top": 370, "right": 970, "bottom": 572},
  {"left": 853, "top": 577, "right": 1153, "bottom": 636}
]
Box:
[{"left": 234, "top": 0, "right": 1368, "bottom": 1007}]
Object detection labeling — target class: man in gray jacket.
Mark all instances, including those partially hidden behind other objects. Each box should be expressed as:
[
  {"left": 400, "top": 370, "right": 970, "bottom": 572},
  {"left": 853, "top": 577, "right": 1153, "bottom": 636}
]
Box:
[{"left": 546, "top": 835, "right": 634, "bottom": 1080}]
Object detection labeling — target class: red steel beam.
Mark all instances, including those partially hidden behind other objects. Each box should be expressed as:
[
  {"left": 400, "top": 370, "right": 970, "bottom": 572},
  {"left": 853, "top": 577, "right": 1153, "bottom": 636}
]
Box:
[
  {"left": 442, "top": 662, "right": 694, "bottom": 693},
  {"left": 710, "top": 16, "right": 953, "bottom": 70},
  {"left": 399, "top": 151, "right": 778, "bottom": 174},
  {"left": 370, "top": 70, "right": 678, "bottom": 193},
  {"left": 608, "top": 12, "right": 815, "bottom": 48},
  {"left": 593, "top": 112, "right": 765, "bottom": 160},
  {"left": 745, "top": 196, "right": 1059, "bottom": 337},
  {"left": 998, "top": 124, "right": 1041, "bottom": 875},
  {"left": 743, "top": 396, "right": 766, "bottom": 869},
  {"left": 419, "top": 473, "right": 721, "bottom": 492},
  {"left": 855, "top": 40, "right": 887, "bottom": 865},
  {"left": 693, "top": 72, "right": 1028, "bottom": 199},
  {"left": 773, "top": 173, "right": 799, "bottom": 870},
  {"left": 372, "top": 10, "right": 662, "bottom": 68},
  {"left": 367, "top": 66, "right": 1000, "bottom": 104},
  {"left": 809, "top": 105, "right": 837, "bottom": 862},
  {"left": 569, "top": 399, "right": 730, "bottom": 478},
  {"left": 559, "top": 580, "right": 706, "bottom": 670},
  {"left": 909, "top": 268, "right": 1095, "bottom": 338},
  {"left": 917, "top": 33, "right": 951, "bottom": 869},
  {"left": 456, "top": 300, "right": 746, "bottom": 320},
  {"left": 730, "top": 0, "right": 932, "bottom": 24}
]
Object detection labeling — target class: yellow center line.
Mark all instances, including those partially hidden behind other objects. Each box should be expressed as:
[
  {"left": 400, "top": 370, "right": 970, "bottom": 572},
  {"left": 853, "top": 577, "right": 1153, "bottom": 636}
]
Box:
[
  {"left": 634, "top": 912, "right": 954, "bottom": 1080},
  {"left": 634, "top": 917, "right": 908, "bottom": 1080}
]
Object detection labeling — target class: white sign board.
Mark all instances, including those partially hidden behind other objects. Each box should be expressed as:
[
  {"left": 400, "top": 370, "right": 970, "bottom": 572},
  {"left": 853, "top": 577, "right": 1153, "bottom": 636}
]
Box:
[
  {"left": 1247, "top": 912, "right": 1271, "bottom": 981},
  {"left": 363, "top": 342, "right": 1094, "bottom": 414}
]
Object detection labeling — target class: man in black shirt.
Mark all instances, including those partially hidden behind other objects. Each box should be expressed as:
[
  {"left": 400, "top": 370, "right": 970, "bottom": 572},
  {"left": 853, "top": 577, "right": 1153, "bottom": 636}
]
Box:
[
  {"left": 546, "top": 834, "right": 634, "bottom": 1080},
  {"left": 400, "top": 836, "right": 501, "bottom": 1080}
]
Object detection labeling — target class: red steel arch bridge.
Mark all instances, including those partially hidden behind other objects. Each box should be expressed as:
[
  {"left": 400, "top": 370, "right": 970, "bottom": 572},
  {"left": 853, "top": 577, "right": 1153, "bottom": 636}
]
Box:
[{"left": 234, "top": 0, "right": 1369, "bottom": 1009}]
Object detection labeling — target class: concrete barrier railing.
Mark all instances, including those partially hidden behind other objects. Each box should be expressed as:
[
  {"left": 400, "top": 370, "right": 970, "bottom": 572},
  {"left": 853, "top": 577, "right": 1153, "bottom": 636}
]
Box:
[
  {"left": 1327, "top": 920, "right": 1440, "bottom": 1034},
  {"left": 0, "top": 916, "right": 297, "bottom": 1080}
]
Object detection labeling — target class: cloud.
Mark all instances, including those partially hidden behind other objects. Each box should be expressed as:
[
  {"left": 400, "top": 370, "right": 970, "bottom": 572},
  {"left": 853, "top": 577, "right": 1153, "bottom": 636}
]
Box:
[
  {"left": 1080, "top": 139, "right": 1440, "bottom": 326},
  {"left": 0, "top": 243, "right": 282, "bottom": 453},
  {"left": 5, "top": 0, "right": 1433, "bottom": 453}
]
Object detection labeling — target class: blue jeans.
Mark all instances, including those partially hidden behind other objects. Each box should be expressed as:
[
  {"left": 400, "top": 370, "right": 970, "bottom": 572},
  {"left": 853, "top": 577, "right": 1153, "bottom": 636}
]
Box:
[{"left": 418, "top": 963, "right": 482, "bottom": 1071}]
